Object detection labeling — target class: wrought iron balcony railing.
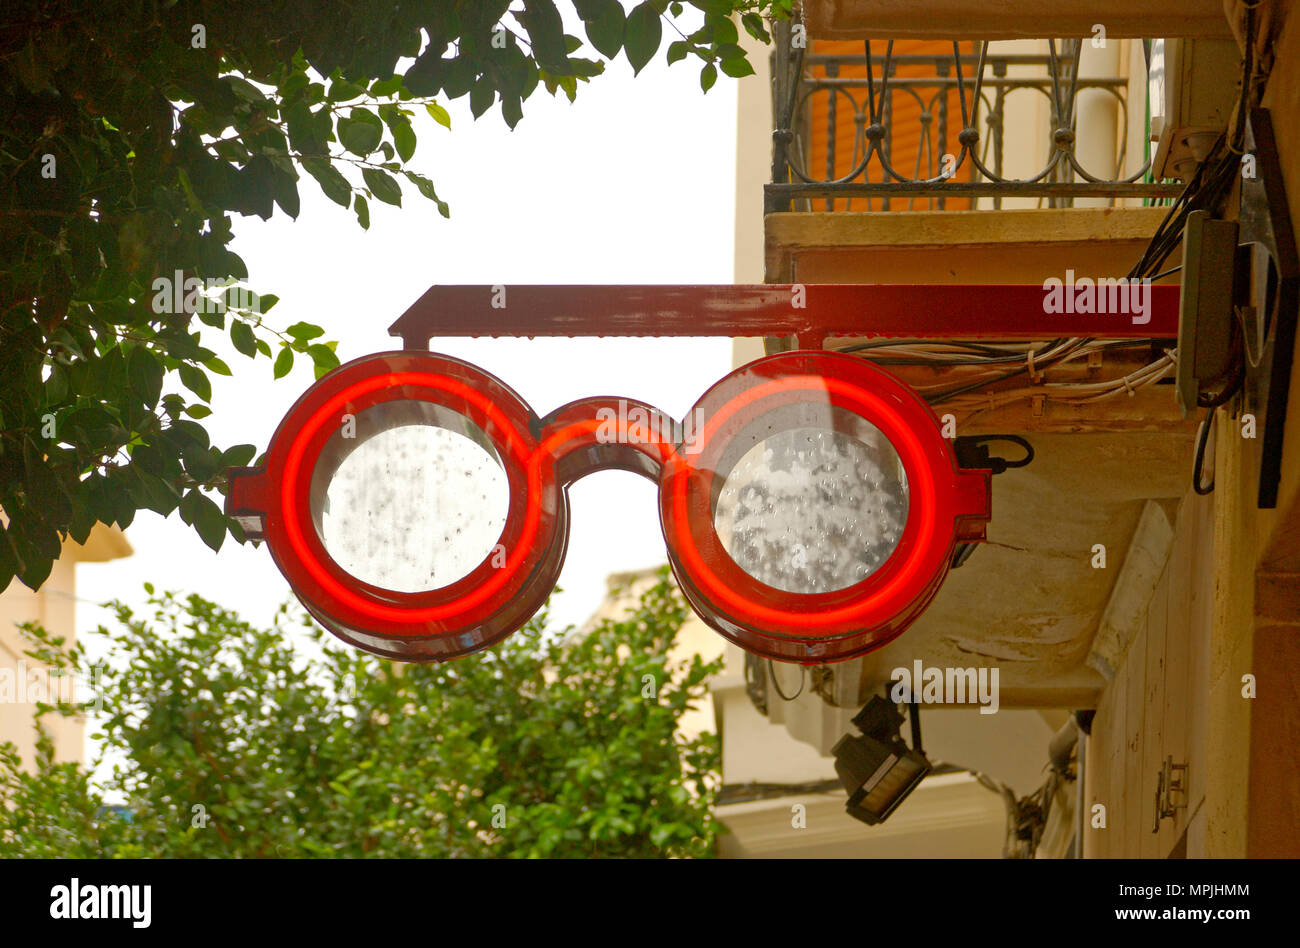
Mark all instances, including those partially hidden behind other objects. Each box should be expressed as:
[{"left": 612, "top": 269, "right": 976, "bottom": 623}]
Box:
[{"left": 766, "top": 23, "right": 1185, "bottom": 213}]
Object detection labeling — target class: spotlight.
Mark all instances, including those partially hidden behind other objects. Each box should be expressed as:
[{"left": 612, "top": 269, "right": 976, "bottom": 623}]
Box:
[{"left": 832, "top": 696, "right": 931, "bottom": 825}]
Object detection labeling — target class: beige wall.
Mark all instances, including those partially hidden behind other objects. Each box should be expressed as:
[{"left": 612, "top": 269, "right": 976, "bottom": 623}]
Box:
[
  {"left": 1084, "top": 1, "right": 1300, "bottom": 858},
  {"left": 0, "top": 525, "right": 130, "bottom": 768},
  {"left": 1083, "top": 490, "right": 1214, "bottom": 856}
]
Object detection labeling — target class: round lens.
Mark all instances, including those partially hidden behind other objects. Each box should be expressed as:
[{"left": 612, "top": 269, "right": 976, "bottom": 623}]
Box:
[
  {"left": 713, "top": 425, "right": 908, "bottom": 593},
  {"left": 310, "top": 408, "right": 510, "bottom": 593}
]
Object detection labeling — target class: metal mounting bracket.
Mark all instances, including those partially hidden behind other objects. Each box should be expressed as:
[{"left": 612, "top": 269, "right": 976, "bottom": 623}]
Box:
[
  {"left": 1238, "top": 108, "right": 1300, "bottom": 508},
  {"left": 1153, "top": 755, "right": 1189, "bottom": 833}
]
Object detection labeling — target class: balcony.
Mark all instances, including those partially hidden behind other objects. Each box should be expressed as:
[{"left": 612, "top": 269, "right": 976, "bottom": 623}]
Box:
[
  {"left": 799, "top": 0, "right": 1232, "bottom": 42},
  {"left": 767, "top": 27, "right": 1181, "bottom": 212}
]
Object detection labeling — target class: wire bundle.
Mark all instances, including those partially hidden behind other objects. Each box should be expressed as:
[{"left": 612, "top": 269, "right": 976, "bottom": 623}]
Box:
[{"left": 842, "top": 337, "right": 1174, "bottom": 413}]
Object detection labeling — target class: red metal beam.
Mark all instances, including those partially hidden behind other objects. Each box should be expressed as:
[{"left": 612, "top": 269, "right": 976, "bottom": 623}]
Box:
[{"left": 389, "top": 284, "right": 1180, "bottom": 350}]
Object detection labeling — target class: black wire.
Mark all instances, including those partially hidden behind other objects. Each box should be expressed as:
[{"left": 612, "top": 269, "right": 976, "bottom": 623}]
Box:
[
  {"left": 767, "top": 659, "right": 805, "bottom": 701},
  {"left": 985, "top": 434, "right": 1034, "bottom": 468},
  {"left": 926, "top": 364, "right": 1032, "bottom": 404},
  {"left": 1193, "top": 407, "right": 1216, "bottom": 495}
]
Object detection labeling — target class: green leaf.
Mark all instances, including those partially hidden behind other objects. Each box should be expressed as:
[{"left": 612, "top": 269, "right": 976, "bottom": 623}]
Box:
[
  {"left": 44, "top": 363, "right": 69, "bottom": 406},
  {"left": 719, "top": 56, "right": 755, "bottom": 79},
  {"left": 181, "top": 440, "right": 220, "bottom": 481},
  {"left": 273, "top": 346, "right": 294, "bottom": 379},
  {"left": 583, "top": 0, "right": 626, "bottom": 59},
  {"left": 205, "top": 356, "right": 233, "bottom": 377},
  {"left": 469, "top": 80, "right": 495, "bottom": 119},
  {"left": 230, "top": 320, "right": 257, "bottom": 358},
  {"left": 404, "top": 172, "right": 449, "bottom": 217},
  {"left": 700, "top": 62, "right": 717, "bottom": 92},
  {"left": 227, "top": 76, "right": 270, "bottom": 105},
  {"left": 178, "top": 364, "right": 211, "bottom": 402},
  {"left": 425, "top": 102, "right": 451, "bottom": 129},
  {"left": 624, "top": 2, "right": 663, "bottom": 75},
  {"left": 741, "top": 12, "right": 770, "bottom": 42},
  {"left": 337, "top": 110, "right": 384, "bottom": 156},
  {"left": 708, "top": 14, "right": 739, "bottom": 45},
  {"left": 168, "top": 419, "right": 210, "bottom": 449},
  {"left": 128, "top": 346, "right": 164, "bottom": 409},
  {"left": 369, "top": 76, "right": 404, "bottom": 98},
  {"left": 301, "top": 157, "right": 352, "bottom": 208},
  {"left": 286, "top": 322, "right": 325, "bottom": 342},
  {"left": 519, "top": 0, "right": 571, "bottom": 72},
  {"left": 272, "top": 168, "right": 300, "bottom": 219},
  {"left": 361, "top": 168, "right": 402, "bottom": 206},
  {"left": 307, "top": 344, "right": 341, "bottom": 379},
  {"left": 392, "top": 122, "right": 416, "bottom": 162},
  {"left": 327, "top": 76, "right": 366, "bottom": 101},
  {"left": 500, "top": 94, "right": 523, "bottom": 129},
  {"left": 354, "top": 192, "right": 370, "bottom": 229},
  {"left": 191, "top": 493, "right": 227, "bottom": 552},
  {"left": 222, "top": 444, "right": 257, "bottom": 468}
]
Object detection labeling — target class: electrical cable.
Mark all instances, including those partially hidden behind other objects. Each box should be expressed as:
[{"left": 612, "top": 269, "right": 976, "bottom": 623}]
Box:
[
  {"left": 766, "top": 658, "right": 805, "bottom": 701},
  {"left": 1193, "top": 407, "right": 1216, "bottom": 495}
]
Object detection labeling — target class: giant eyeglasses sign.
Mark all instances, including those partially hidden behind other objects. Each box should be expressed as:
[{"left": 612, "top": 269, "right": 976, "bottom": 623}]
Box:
[{"left": 226, "top": 284, "right": 1179, "bottom": 664}]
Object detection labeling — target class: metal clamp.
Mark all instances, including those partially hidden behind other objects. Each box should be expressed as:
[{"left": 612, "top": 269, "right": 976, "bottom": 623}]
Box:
[{"left": 1152, "top": 755, "right": 1189, "bottom": 833}]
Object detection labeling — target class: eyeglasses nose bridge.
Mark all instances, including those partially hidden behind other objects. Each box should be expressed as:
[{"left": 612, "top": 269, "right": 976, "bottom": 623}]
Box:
[{"left": 537, "top": 396, "right": 678, "bottom": 487}]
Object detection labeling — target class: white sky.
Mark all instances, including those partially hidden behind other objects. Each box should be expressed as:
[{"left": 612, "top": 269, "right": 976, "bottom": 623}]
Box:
[{"left": 75, "top": 40, "right": 742, "bottom": 649}]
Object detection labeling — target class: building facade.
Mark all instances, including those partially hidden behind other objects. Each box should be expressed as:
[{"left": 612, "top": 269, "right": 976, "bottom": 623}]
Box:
[{"left": 711, "top": 0, "right": 1299, "bottom": 858}]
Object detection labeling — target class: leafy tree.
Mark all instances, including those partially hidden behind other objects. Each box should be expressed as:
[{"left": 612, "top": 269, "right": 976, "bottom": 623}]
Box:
[
  {"left": 0, "top": 1, "right": 785, "bottom": 591},
  {"left": 0, "top": 572, "right": 723, "bottom": 857}
]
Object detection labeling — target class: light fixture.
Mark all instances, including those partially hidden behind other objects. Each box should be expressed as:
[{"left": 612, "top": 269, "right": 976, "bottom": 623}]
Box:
[{"left": 832, "top": 696, "right": 931, "bottom": 825}]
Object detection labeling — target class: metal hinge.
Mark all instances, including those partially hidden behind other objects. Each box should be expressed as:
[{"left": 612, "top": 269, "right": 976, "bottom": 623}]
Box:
[{"left": 1152, "top": 755, "right": 1189, "bottom": 833}]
